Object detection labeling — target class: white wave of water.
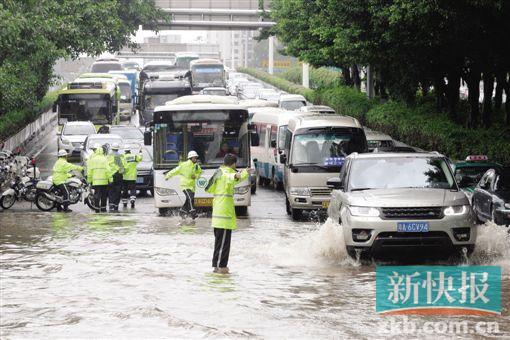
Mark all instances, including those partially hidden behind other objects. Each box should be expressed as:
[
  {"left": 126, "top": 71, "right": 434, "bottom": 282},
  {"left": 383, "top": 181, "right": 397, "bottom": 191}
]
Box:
[{"left": 472, "top": 222, "right": 510, "bottom": 273}]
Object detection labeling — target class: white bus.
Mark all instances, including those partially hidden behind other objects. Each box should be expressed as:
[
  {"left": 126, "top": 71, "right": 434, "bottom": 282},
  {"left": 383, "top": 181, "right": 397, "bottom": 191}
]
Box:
[
  {"left": 283, "top": 115, "right": 368, "bottom": 220},
  {"left": 190, "top": 59, "right": 226, "bottom": 92},
  {"left": 250, "top": 108, "right": 304, "bottom": 189},
  {"left": 145, "top": 95, "right": 253, "bottom": 216}
]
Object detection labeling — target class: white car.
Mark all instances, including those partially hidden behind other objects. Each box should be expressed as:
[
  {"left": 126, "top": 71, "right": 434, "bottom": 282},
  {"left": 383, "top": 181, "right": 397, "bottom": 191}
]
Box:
[
  {"left": 278, "top": 94, "right": 307, "bottom": 110},
  {"left": 80, "top": 134, "right": 123, "bottom": 166},
  {"left": 57, "top": 122, "right": 96, "bottom": 160},
  {"left": 256, "top": 88, "right": 281, "bottom": 102}
]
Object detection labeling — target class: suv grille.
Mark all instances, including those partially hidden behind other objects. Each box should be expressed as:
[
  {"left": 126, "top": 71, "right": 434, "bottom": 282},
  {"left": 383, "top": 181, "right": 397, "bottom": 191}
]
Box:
[
  {"left": 381, "top": 207, "right": 443, "bottom": 220},
  {"left": 310, "top": 188, "right": 332, "bottom": 196}
]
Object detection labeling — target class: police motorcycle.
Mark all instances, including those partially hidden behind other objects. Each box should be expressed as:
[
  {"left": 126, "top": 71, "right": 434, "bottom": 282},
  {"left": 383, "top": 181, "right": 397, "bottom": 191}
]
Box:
[
  {"left": 34, "top": 170, "right": 88, "bottom": 211},
  {"left": 0, "top": 166, "right": 39, "bottom": 209}
]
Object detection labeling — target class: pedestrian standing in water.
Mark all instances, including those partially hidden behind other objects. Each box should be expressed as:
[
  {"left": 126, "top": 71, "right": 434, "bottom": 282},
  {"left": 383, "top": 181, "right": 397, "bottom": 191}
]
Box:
[
  {"left": 122, "top": 148, "right": 142, "bottom": 208},
  {"left": 164, "top": 150, "right": 202, "bottom": 221},
  {"left": 205, "top": 154, "right": 249, "bottom": 274}
]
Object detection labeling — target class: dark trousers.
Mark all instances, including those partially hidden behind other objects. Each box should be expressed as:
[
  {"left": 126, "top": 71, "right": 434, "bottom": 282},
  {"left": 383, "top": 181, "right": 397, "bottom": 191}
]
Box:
[
  {"left": 56, "top": 183, "right": 70, "bottom": 210},
  {"left": 181, "top": 189, "right": 197, "bottom": 219},
  {"left": 93, "top": 185, "right": 108, "bottom": 212},
  {"left": 108, "top": 173, "right": 122, "bottom": 210},
  {"left": 212, "top": 228, "right": 232, "bottom": 268},
  {"left": 122, "top": 180, "right": 136, "bottom": 202}
]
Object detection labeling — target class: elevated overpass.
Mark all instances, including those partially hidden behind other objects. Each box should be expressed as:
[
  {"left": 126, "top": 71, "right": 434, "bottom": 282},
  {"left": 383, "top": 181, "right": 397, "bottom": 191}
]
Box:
[{"left": 154, "top": 0, "right": 274, "bottom": 30}]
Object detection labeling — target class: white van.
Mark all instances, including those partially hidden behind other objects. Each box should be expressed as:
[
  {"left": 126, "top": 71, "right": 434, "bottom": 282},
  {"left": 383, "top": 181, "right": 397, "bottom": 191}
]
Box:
[
  {"left": 283, "top": 115, "right": 368, "bottom": 220},
  {"left": 250, "top": 108, "right": 304, "bottom": 189},
  {"left": 364, "top": 128, "right": 395, "bottom": 152},
  {"left": 278, "top": 94, "right": 307, "bottom": 111}
]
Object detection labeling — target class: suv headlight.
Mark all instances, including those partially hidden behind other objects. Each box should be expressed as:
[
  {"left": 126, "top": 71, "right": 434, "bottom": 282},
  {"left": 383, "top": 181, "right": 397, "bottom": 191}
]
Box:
[
  {"left": 349, "top": 206, "right": 380, "bottom": 217},
  {"left": 504, "top": 203, "right": 510, "bottom": 210},
  {"left": 155, "top": 187, "right": 178, "bottom": 196},
  {"left": 289, "top": 187, "right": 311, "bottom": 196},
  {"left": 61, "top": 138, "right": 71, "bottom": 145},
  {"left": 234, "top": 185, "right": 250, "bottom": 195},
  {"left": 444, "top": 205, "right": 469, "bottom": 216}
]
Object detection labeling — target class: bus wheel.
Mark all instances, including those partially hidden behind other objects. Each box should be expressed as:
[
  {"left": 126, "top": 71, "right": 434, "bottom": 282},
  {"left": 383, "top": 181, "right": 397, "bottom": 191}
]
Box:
[{"left": 235, "top": 206, "right": 248, "bottom": 216}]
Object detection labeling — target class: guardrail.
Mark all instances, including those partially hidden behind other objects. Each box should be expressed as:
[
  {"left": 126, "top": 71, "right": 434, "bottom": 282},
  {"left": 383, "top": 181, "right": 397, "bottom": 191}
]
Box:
[{"left": 2, "top": 110, "right": 56, "bottom": 154}]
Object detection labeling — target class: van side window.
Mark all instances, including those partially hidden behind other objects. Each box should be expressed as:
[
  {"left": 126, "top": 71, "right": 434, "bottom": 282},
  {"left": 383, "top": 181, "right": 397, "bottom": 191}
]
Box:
[
  {"left": 284, "top": 129, "right": 292, "bottom": 155},
  {"left": 270, "top": 125, "right": 277, "bottom": 147},
  {"left": 259, "top": 126, "right": 266, "bottom": 148},
  {"left": 278, "top": 125, "right": 287, "bottom": 149}
]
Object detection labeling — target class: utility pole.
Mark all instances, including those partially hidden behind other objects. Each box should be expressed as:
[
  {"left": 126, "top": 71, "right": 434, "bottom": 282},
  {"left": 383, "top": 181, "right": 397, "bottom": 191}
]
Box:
[
  {"left": 268, "top": 36, "right": 274, "bottom": 74},
  {"left": 302, "top": 62, "right": 310, "bottom": 88},
  {"left": 366, "top": 65, "right": 374, "bottom": 98}
]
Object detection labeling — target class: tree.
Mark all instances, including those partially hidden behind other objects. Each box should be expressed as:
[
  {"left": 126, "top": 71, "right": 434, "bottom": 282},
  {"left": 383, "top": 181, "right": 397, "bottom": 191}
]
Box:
[{"left": 0, "top": 0, "right": 167, "bottom": 117}]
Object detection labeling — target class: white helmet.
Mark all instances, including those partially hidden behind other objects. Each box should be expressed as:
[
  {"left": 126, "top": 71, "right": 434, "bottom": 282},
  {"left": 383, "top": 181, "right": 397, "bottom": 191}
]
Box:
[
  {"left": 91, "top": 143, "right": 101, "bottom": 150},
  {"left": 187, "top": 150, "right": 199, "bottom": 159},
  {"left": 111, "top": 142, "right": 120, "bottom": 150},
  {"left": 58, "top": 149, "right": 68, "bottom": 157}
]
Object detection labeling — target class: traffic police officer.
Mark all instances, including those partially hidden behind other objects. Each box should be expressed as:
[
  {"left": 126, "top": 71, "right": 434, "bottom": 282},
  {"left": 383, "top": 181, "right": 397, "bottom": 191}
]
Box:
[
  {"left": 122, "top": 148, "right": 142, "bottom": 208},
  {"left": 52, "top": 149, "right": 83, "bottom": 212},
  {"left": 86, "top": 143, "right": 111, "bottom": 213},
  {"left": 164, "top": 150, "right": 202, "bottom": 220},
  {"left": 107, "top": 142, "right": 126, "bottom": 212},
  {"left": 205, "top": 153, "right": 249, "bottom": 274}
]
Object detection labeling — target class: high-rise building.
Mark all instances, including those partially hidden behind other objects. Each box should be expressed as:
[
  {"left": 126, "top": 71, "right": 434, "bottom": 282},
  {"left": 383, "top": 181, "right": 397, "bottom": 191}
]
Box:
[{"left": 207, "top": 30, "right": 255, "bottom": 69}]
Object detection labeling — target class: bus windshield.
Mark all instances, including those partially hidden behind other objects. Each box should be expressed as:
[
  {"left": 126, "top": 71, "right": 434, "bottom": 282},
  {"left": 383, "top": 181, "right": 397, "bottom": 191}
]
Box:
[
  {"left": 191, "top": 65, "right": 224, "bottom": 87},
  {"left": 291, "top": 127, "right": 367, "bottom": 168},
  {"left": 59, "top": 94, "right": 111, "bottom": 124},
  {"left": 145, "top": 94, "right": 181, "bottom": 110},
  {"left": 119, "top": 83, "right": 132, "bottom": 102},
  {"left": 153, "top": 110, "right": 249, "bottom": 169},
  {"left": 175, "top": 57, "right": 198, "bottom": 69}
]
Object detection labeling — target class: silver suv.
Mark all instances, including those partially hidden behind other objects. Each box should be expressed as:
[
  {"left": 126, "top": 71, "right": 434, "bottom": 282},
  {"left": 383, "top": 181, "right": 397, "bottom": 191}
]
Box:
[{"left": 327, "top": 152, "right": 477, "bottom": 260}]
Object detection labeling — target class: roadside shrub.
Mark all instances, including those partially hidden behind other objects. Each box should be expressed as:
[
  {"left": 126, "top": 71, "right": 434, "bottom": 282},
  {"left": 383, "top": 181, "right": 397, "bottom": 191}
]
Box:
[{"left": 280, "top": 66, "right": 343, "bottom": 89}]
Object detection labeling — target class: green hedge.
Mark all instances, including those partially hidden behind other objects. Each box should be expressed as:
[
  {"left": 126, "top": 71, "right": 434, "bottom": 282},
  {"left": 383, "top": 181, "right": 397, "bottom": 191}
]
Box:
[
  {"left": 0, "top": 89, "right": 59, "bottom": 141},
  {"left": 279, "top": 66, "right": 343, "bottom": 89},
  {"left": 239, "top": 68, "right": 510, "bottom": 165}
]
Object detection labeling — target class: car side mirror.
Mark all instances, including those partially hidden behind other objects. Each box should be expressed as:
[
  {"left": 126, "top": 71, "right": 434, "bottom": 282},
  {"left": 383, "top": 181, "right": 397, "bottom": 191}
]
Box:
[
  {"left": 327, "top": 177, "right": 344, "bottom": 190},
  {"left": 144, "top": 130, "right": 152, "bottom": 146},
  {"left": 251, "top": 132, "right": 259, "bottom": 147},
  {"left": 253, "top": 158, "right": 258, "bottom": 163},
  {"left": 279, "top": 154, "right": 287, "bottom": 164},
  {"left": 270, "top": 140, "right": 277, "bottom": 148}
]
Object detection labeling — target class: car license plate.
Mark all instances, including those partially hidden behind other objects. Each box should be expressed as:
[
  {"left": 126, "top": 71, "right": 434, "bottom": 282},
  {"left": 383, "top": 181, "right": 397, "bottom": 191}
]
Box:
[
  {"left": 136, "top": 177, "right": 144, "bottom": 184},
  {"left": 397, "top": 222, "right": 429, "bottom": 232},
  {"left": 322, "top": 201, "right": 330, "bottom": 209},
  {"left": 194, "top": 198, "right": 213, "bottom": 207}
]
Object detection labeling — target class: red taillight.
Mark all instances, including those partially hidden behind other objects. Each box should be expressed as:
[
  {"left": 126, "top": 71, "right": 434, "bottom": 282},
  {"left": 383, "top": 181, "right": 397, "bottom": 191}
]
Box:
[{"left": 31, "top": 158, "right": 36, "bottom": 165}]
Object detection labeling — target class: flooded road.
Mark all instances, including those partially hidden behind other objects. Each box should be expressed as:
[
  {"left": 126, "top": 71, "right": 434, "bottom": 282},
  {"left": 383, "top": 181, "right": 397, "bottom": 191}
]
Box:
[{"left": 1, "top": 188, "right": 509, "bottom": 339}]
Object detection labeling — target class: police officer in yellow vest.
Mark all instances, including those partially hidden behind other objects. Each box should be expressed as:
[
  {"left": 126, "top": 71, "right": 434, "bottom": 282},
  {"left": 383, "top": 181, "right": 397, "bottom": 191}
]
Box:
[
  {"left": 122, "top": 147, "right": 142, "bottom": 208},
  {"left": 107, "top": 142, "right": 127, "bottom": 212},
  {"left": 52, "top": 149, "right": 83, "bottom": 212},
  {"left": 205, "top": 153, "right": 249, "bottom": 274},
  {"left": 164, "top": 150, "right": 202, "bottom": 219},
  {"left": 87, "top": 144, "right": 112, "bottom": 213}
]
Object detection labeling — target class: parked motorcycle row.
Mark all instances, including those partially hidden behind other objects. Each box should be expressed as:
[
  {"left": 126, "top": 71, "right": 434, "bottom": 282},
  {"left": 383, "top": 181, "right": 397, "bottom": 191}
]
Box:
[{"left": 1, "top": 150, "right": 98, "bottom": 212}]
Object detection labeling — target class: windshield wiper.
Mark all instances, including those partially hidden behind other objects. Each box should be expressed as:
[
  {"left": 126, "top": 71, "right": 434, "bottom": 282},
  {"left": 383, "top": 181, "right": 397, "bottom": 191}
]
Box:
[{"left": 350, "top": 188, "right": 374, "bottom": 191}]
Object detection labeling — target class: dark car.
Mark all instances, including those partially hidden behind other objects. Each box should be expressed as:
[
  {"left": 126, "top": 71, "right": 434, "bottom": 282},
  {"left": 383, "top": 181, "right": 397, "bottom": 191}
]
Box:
[{"left": 472, "top": 167, "right": 510, "bottom": 226}]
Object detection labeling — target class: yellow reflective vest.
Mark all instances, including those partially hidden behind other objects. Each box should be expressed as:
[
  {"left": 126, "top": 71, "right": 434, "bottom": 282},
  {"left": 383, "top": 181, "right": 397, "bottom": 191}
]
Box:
[
  {"left": 107, "top": 152, "right": 127, "bottom": 176},
  {"left": 206, "top": 166, "right": 248, "bottom": 230},
  {"left": 123, "top": 153, "right": 142, "bottom": 181},
  {"left": 52, "top": 158, "right": 83, "bottom": 185},
  {"left": 86, "top": 148, "right": 112, "bottom": 185},
  {"left": 164, "top": 159, "right": 202, "bottom": 192}
]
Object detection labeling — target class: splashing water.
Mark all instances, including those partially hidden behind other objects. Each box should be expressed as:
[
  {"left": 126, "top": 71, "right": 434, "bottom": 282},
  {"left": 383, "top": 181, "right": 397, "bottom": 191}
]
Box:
[
  {"left": 471, "top": 222, "right": 510, "bottom": 273},
  {"left": 259, "top": 218, "right": 356, "bottom": 268}
]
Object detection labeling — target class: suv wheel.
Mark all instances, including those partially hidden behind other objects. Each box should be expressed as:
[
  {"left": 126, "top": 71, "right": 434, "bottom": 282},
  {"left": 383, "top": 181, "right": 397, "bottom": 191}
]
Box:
[
  {"left": 285, "top": 196, "right": 291, "bottom": 215},
  {"left": 291, "top": 208, "right": 302, "bottom": 221}
]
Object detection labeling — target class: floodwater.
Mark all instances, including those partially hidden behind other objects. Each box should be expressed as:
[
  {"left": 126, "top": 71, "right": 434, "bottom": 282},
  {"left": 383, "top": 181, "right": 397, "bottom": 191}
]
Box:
[{"left": 1, "top": 190, "right": 509, "bottom": 339}]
